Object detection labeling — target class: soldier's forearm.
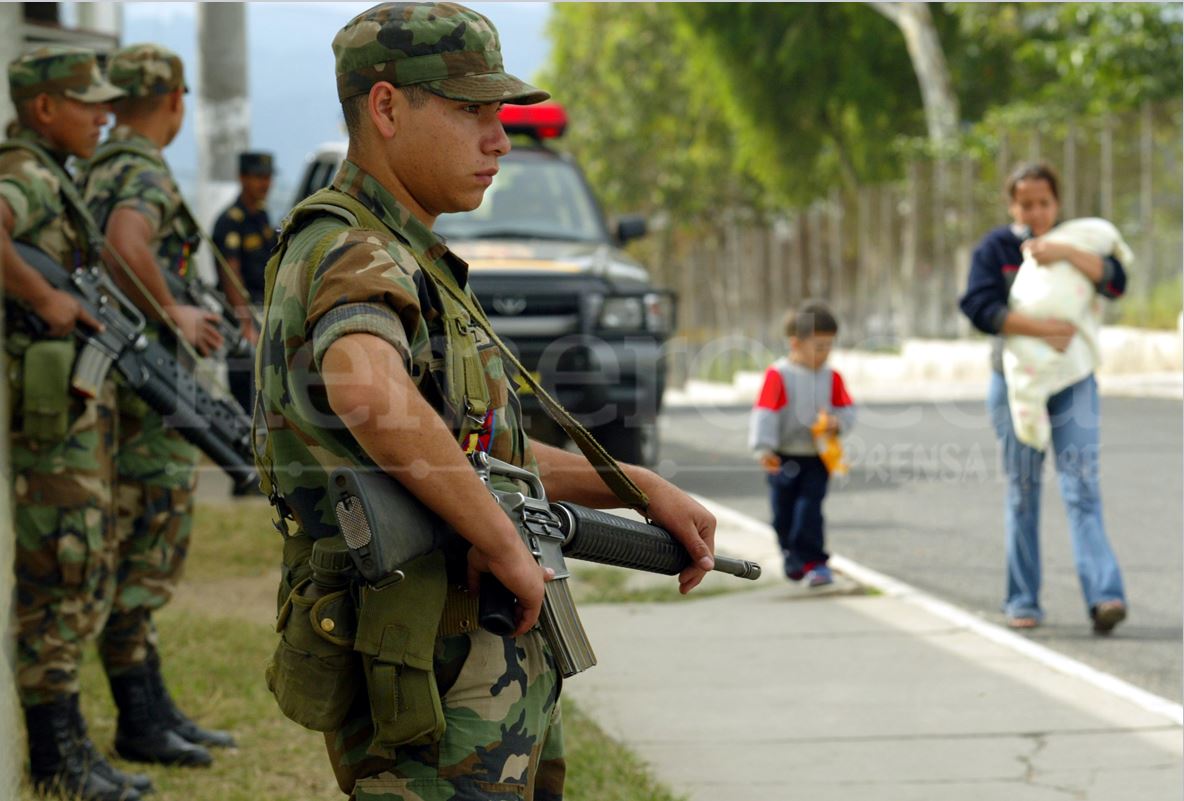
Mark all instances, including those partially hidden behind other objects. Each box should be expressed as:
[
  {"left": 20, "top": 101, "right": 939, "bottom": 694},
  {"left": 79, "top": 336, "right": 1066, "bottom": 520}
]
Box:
[
  {"left": 322, "top": 332, "right": 524, "bottom": 557},
  {"left": 0, "top": 226, "right": 56, "bottom": 306},
  {"left": 106, "top": 208, "right": 180, "bottom": 320},
  {"left": 533, "top": 440, "right": 657, "bottom": 509},
  {"left": 219, "top": 256, "right": 251, "bottom": 311}
]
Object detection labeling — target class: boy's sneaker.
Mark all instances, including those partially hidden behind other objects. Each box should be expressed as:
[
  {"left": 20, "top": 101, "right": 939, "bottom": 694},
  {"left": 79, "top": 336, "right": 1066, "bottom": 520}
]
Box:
[{"left": 805, "top": 566, "right": 834, "bottom": 588}]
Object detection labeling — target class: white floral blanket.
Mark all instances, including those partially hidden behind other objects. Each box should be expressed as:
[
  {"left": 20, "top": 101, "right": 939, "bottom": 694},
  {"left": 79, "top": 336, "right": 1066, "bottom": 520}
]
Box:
[{"left": 1003, "top": 217, "right": 1132, "bottom": 450}]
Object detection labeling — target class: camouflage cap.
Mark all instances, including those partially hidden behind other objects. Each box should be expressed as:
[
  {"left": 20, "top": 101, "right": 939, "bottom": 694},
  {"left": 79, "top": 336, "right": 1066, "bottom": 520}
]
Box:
[
  {"left": 108, "top": 43, "right": 188, "bottom": 98},
  {"left": 333, "top": 2, "right": 549, "bottom": 105},
  {"left": 8, "top": 45, "right": 124, "bottom": 104}
]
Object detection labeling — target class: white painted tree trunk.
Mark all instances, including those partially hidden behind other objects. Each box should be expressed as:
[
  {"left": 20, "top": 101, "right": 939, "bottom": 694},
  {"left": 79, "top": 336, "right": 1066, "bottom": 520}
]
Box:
[
  {"left": 0, "top": 4, "right": 24, "bottom": 135},
  {"left": 0, "top": 6, "right": 24, "bottom": 792},
  {"left": 196, "top": 1, "right": 249, "bottom": 282},
  {"left": 871, "top": 2, "right": 959, "bottom": 146}
]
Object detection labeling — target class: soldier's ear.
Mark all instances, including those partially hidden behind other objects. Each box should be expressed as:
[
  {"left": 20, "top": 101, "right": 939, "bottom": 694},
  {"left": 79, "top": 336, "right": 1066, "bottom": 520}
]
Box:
[
  {"left": 368, "top": 82, "right": 400, "bottom": 140},
  {"left": 30, "top": 93, "right": 56, "bottom": 126}
]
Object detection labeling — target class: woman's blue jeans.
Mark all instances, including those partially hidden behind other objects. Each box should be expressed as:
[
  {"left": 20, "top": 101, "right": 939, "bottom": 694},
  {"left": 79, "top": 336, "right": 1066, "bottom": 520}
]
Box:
[{"left": 987, "top": 372, "right": 1126, "bottom": 621}]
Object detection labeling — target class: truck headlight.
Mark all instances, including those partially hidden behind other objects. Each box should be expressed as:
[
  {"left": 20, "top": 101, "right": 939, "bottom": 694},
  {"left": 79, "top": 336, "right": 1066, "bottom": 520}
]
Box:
[{"left": 598, "top": 296, "right": 645, "bottom": 331}]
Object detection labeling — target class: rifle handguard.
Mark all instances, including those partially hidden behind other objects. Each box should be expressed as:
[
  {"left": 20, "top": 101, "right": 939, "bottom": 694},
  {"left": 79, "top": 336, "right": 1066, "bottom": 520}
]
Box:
[{"left": 553, "top": 502, "right": 762, "bottom": 580}]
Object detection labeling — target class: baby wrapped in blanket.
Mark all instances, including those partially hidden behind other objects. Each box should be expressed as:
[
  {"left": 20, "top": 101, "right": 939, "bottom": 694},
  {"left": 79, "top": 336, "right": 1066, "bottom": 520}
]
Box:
[{"left": 1004, "top": 217, "right": 1133, "bottom": 450}]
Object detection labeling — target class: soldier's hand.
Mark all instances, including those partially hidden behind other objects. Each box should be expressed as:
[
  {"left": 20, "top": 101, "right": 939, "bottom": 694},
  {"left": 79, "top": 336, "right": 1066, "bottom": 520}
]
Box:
[
  {"left": 242, "top": 319, "right": 259, "bottom": 346},
  {"left": 641, "top": 477, "right": 716, "bottom": 595},
  {"left": 31, "top": 288, "right": 103, "bottom": 337},
  {"left": 169, "top": 305, "right": 224, "bottom": 356},
  {"left": 467, "top": 541, "right": 554, "bottom": 636}
]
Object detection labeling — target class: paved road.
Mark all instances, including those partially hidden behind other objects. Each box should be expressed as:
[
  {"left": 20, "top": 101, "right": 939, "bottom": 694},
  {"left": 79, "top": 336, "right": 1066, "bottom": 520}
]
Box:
[{"left": 656, "top": 395, "right": 1183, "bottom": 703}]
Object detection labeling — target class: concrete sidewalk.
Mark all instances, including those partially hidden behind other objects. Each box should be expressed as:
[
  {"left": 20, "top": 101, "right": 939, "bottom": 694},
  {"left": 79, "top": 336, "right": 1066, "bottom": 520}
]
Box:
[{"left": 564, "top": 503, "right": 1183, "bottom": 801}]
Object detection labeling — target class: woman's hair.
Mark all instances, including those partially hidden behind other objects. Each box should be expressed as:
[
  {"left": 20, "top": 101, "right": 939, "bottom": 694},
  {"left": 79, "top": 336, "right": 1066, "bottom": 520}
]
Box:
[{"left": 1006, "top": 161, "right": 1060, "bottom": 201}]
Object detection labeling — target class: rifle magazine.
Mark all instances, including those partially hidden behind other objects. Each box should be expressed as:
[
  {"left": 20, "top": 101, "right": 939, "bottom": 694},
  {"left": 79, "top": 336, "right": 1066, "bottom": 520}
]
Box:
[
  {"left": 72, "top": 341, "right": 114, "bottom": 399},
  {"left": 540, "top": 577, "right": 595, "bottom": 678}
]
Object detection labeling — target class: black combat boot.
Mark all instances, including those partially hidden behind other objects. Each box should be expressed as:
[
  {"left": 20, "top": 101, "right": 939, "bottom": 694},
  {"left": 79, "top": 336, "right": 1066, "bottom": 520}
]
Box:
[
  {"left": 24, "top": 697, "right": 142, "bottom": 801},
  {"left": 108, "top": 665, "right": 213, "bottom": 767},
  {"left": 68, "top": 696, "right": 156, "bottom": 795},
  {"left": 146, "top": 648, "right": 237, "bottom": 749}
]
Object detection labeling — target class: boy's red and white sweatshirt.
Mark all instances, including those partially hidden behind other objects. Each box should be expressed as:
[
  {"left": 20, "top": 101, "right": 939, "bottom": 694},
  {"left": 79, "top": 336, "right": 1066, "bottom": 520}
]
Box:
[{"left": 748, "top": 359, "right": 856, "bottom": 456}]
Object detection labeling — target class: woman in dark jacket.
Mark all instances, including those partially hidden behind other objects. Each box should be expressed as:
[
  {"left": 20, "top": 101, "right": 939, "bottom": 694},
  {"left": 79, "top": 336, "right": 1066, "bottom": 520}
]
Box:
[{"left": 958, "top": 162, "right": 1128, "bottom": 634}]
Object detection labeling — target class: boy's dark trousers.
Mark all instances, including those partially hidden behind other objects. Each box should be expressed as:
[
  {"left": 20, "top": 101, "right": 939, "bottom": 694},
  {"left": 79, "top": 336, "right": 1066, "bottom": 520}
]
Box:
[{"left": 768, "top": 454, "right": 830, "bottom": 579}]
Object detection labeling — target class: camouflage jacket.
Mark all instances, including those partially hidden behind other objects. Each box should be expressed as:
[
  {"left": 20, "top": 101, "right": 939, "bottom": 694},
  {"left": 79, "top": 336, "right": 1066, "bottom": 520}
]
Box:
[
  {"left": 0, "top": 127, "right": 92, "bottom": 270},
  {"left": 79, "top": 125, "right": 199, "bottom": 283},
  {"left": 0, "top": 128, "right": 99, "bottom": 346},
  {"left": 258, "top": 159, "right": 535, "bottom": 540}
]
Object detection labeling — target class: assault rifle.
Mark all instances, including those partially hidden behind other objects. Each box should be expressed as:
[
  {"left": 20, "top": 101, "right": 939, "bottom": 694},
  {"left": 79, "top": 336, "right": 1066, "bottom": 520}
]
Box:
[
  {"left": 329, "top": 452, "right": 761, "bottom": 677},
  {"left": 162, "top": 268, "right": 254, "bottom": 362},
  {"left": 13, "top": 242, "right": 259, "bottom": 494}
]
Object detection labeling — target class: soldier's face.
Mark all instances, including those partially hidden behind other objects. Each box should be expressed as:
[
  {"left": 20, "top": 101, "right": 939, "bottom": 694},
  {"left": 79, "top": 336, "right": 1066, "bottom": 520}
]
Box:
[
  {"left": 388, "top": 91, "right": 511, "bottom": 224},
  {"left": 165, "top": 89, "right": 186, "bottom": 144},
  {"left": 240, "top": 174, "right": 272, "bottom": 206},
  {"left": 45, "top": 96, "right": 109, "bottom": 159}
]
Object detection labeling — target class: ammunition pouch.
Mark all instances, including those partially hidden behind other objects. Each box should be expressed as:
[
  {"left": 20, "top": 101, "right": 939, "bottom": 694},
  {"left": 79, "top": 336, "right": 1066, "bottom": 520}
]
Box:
[
  {"left": 20, "top": 339, "right": 75, "bottom": 441},
  {"left": 354, "top": 549, "right": 448, "bottom": 758},
  {"left": 267, "top": 535, "right": 362, "bottom": 732}
]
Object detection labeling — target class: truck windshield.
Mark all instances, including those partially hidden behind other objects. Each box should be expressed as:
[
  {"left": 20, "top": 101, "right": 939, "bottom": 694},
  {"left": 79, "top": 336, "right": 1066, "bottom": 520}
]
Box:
[{"left": 436, "top": 158, "right": 604, "bottom": 242}]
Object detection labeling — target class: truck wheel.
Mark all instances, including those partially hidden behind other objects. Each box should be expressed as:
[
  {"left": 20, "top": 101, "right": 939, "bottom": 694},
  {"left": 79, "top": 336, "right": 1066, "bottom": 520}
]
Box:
[{"left": 591, "top": 420, "right": 659, "bottom": 467}]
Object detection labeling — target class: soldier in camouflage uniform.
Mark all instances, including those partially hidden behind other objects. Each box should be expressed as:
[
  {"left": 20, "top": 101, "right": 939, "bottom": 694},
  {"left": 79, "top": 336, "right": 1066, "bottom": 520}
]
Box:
[
  {"left": 78, "top": 43, "right": 233, "bottom": 769},
  {"left": 257, "top": 5, "right": 717, "bottom": 799},
  {"left": 1, "top": 45, "right": 158, "bottom": 801}
]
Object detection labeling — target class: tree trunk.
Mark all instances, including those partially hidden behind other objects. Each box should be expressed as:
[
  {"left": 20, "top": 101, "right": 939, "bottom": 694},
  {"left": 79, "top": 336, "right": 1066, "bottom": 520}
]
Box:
[{"left": 871, "top": 2, "right": 959, "bottom": 146}]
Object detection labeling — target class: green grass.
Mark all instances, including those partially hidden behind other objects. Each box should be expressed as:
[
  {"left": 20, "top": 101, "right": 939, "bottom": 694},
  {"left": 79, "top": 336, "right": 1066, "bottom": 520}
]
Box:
[
  {"left": 563, "top": 703, "right": 686, "bottom": 801},
  {"left": 16, "top": 501, "right": 685, "bottom": 800}
]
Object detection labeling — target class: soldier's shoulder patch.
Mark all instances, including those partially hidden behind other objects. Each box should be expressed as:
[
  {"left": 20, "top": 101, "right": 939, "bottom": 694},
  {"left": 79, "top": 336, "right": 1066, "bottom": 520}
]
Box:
[{"left": 228, "top": 206, "right": 245, "bottom": 222}]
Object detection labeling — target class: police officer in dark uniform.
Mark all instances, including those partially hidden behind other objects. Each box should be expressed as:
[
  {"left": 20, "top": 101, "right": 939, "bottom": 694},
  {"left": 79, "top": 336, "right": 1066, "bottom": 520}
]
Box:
[{"left": 212, "top": 151, "right": 274, "bottom": 432}]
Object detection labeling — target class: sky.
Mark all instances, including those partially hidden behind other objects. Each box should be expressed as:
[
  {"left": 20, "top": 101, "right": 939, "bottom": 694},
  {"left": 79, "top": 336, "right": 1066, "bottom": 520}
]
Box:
[{"left": 122, "top": 2, "right": 553, "bottom": 211}]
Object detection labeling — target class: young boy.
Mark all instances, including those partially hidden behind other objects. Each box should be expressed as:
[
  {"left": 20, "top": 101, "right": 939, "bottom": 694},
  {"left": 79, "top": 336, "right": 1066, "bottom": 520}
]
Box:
[{"left": 749, "top": 300, "right": 856, "bottom": 587}]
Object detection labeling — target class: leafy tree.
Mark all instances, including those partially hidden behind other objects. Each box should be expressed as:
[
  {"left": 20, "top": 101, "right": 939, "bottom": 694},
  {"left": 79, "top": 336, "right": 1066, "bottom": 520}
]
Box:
[
  {"left": 951, "top": 3, "right": 1183, "bottom": 116},
  {"left": 671, "top": 3, "right": 930, "bottom": 203},
  {"left": 539, "top": 4, "right": 756, "bottom": 228}
]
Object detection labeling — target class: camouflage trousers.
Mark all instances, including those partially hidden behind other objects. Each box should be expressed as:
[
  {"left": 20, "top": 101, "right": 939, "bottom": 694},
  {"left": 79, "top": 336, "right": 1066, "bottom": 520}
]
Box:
[
  {"left": 328, "top": 628, "right": 565, "bottom": 801},
  {"left": 98, "top": 384, "right": 199, "bottom": 676},
  {"left": 10, "top": 375, "right": 119, "bottom": 706}
]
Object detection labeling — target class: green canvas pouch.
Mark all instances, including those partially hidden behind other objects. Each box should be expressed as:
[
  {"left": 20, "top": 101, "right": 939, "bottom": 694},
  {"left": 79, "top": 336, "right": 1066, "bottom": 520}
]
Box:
[
  {"left": 21, "top": 339, "right": 75, "bottom": 441},
  {"left": 266, "top": 576, "right": 362, "bottom": 732},
  {"left": 354, "top": 549, "right": 448, "bottom": 757}
]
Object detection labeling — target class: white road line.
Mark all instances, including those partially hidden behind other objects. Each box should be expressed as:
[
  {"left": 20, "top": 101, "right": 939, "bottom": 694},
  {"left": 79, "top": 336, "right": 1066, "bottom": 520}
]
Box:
[{"left": 695, "top": 493, "right": 1184, "bottom": 728}]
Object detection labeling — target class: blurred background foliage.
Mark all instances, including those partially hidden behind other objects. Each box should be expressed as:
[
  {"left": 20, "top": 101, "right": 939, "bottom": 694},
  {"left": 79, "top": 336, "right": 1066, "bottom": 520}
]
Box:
[
  {"left": 537, "top": 3, "right": 1183, "bottom": 337},
  {"left": 540, "top": 2, "right": 1181, "bottom": 217}
]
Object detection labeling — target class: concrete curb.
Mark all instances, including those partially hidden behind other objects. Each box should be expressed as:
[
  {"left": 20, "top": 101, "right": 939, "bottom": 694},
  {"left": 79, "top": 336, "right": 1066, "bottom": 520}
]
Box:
[{"left": 696, "top": 493, "right": 1184, "bottom": 727}]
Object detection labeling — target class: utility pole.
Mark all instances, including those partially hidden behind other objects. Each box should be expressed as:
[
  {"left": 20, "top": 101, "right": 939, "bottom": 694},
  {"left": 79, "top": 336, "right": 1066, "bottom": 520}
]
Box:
[
  {"left": 0, "top": 4, "right": 23, "bottom": 134},
  {"left": 0, "top": 10, "right": 21, "bottom": 795},
  {"left": 196, "top": 2, "right": 249, "bottom": 277}
]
